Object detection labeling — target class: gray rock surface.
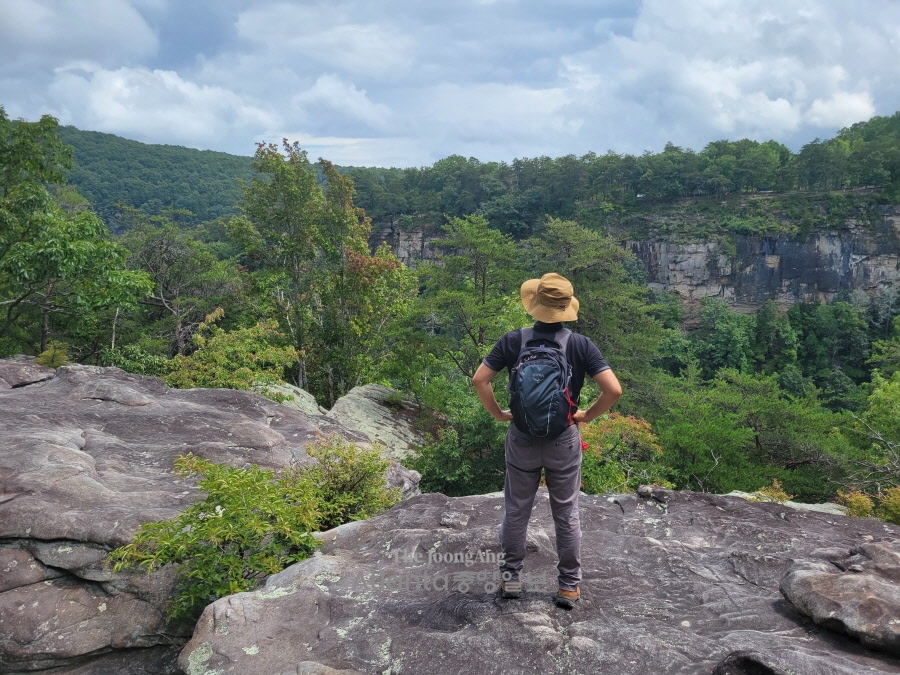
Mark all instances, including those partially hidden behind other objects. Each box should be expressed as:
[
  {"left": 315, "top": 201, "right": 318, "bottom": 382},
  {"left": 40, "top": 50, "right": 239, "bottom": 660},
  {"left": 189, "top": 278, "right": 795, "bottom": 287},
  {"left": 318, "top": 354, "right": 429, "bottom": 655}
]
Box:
[
  {"left": 0, "top": 355, "right": 55, "bottom": 388},
  {"left": 258, "top": 382, "right": 328, "bottom": 416},
  {"left": 629, "top": 214, "right": 900, "bottom": 322},
  {"left": 781, "top": 540, "right": 900, "bottom": 655},
  {"left": 724, "top": 490, "right": 849, "bottom": 516},
  {"left": 0, "top": 360, "right": 420, "bottom": 674},
  {"left": 181, "top": 487, "right": 900, "bottom": 675},
  {"left": 325, "top": 383, "right": 431, "bottom": 460}
]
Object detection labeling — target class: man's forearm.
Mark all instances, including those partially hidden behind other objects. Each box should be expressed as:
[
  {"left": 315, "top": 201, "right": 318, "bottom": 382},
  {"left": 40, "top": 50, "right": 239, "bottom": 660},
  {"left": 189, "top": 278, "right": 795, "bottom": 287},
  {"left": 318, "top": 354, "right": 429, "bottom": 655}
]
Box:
[
  {"left": 474, "top": 380, "right": 505, "bottom": 420},
  {"left": 579, "top": 389, "right": 621, "bottom": 424}
]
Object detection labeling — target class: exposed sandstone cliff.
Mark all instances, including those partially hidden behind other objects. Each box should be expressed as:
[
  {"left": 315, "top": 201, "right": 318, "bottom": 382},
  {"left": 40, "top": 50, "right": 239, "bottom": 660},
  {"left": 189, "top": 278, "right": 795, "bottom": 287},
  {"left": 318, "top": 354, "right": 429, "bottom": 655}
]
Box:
[{"left": 370, "top": 206, "right": 900, "bottom": 321}]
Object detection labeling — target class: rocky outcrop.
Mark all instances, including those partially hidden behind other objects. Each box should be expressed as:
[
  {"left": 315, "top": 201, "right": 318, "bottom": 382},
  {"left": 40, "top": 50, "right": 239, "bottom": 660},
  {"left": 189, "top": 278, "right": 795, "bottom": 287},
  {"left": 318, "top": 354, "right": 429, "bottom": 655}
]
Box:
[
  {"left": 324, "top": 384, "right": 431, "bottom": 462},
  {"left": 781, "top": 540, "right": 900, "bottom": 655},
  {"left": 370, "top": 220, "right": 439, "bottom": 269},
  {"left": 180, "top": 487, "right": 900, "bottom": 675},
  {"left": 629, "top": 208, "right": 900, "bottom": 320},
  {"left": 263, "top": 382, "right": 433, "bottom": 462},
  {"left": 0, "top": 359, "right": 420, "bottom": 674},
  {"left": 370, "top": 207, "right": 900, "bottom": 321}
]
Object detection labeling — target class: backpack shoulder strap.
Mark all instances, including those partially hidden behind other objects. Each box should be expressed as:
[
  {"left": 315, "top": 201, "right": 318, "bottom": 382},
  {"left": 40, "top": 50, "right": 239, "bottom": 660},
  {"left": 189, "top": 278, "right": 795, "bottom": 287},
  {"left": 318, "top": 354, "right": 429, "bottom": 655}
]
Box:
[
  {"left": 555, "top": 328, "right": 573, "bottom": 351},
  {"left": 519, "top": 327, "right": 534, "bottom": 347}
]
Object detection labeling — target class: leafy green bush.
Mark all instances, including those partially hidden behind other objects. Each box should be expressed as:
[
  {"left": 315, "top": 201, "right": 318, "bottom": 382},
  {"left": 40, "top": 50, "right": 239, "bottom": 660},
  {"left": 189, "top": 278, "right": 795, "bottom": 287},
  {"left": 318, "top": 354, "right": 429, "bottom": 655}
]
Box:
[
  {"left": 100, "top": 344, "right": 175, "bottom": 377},
  {"left": 108, "top": 435, "right": 399, "bottom": 620},
  {"left": 835, "top": 489, "right": 875, "bottom": 518},
  {"left": 164, "top": 309, "right": 298, "bottom": 391},
  {"left": 301, "top": 435, "right": 401, "bottom": 530},
  {"left": 35, "top": 341, "right": 69, "bottom": 368},
  {"left": 580, "top": 413, "right": 672, "bottom": 494},
  {"left": 749, "top": 479, "right": 794, "bottom": 503},
  {"left": 876, "top": 487, "right": 900, "bottom": 525}
]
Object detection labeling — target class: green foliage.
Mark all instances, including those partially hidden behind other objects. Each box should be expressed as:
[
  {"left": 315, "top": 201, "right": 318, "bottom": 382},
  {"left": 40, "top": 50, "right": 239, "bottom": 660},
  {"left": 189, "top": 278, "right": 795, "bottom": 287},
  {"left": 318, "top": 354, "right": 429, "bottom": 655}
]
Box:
[
  {"left": 119, "top": 213, "right": 242, "bottom": 355},
  {"left": 100, "top": 344, "right": 176, "bottom": 377},
  {"left": 843, "top": 371, "right": 900, "bottom": 492},
  {"left": 301, "top": 435, "right": 401, "bottom": 530},
  {"left": 35, "top": 341, "right": 69, "bottom": 368},
  {"left": 407, "top": 377, "right": 507, "bottom": 496},
  {"left": 876, "top": 487, "right": 900, "bottom": 525},
  {"left": 57, "top": 125, "right": 256, "bottom": 227},
  {"left": 748, "top": 479, "right": 794, "bottom": 503},
  {"left": 523, "top": 218, "right": 664, "bottom": 409},
  {"left": 835, "top": 489, "right": 875, "bottom": 518},
  {"left": 656, "top": 370, "right": 851, "bottom": 501},
  {"left": 108, "top": 453, "right": 320, "bottom": 620},
  {"left": 164, "top": 309, "right": 298, "bottom": 391},
  {"left": 580, "top": 413, "right": 672, "bottom": 494},
  {"left": 1, "top": 108, "right": 152, "bottom": 356},
  {"left": 413, "top": 214, "right": 527, "bottom": 379},
  {"left": 231, "top": 141, "right": 414, "bottom": 406},
  {"left": 108, "top": 435, "right": 399, "bottom": 620}
]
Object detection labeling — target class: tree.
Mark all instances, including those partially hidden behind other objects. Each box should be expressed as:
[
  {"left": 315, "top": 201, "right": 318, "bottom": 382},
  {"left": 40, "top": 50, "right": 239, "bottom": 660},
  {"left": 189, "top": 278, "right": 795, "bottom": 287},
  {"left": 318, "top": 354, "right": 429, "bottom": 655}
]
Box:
[
  {"left": 415, "top": 214, "right": 526, "bottom": 379},
  {"left": 120, "top": 214, "right": 242, "bottom": 355},
  {"left": 522, "top": 218, "right": 664, "bottom": 409},
  {"left": 691, "top": 297, "right": 754, "bottom": 379},
  {"left": 0, "top": 108, "right": 150, "bottom": 356},
  {"left": 229, "top": 140, "right": 413, "bottom": 405},
  {"left": 657, "top": 370, "right": 851, "bottom": 500}
]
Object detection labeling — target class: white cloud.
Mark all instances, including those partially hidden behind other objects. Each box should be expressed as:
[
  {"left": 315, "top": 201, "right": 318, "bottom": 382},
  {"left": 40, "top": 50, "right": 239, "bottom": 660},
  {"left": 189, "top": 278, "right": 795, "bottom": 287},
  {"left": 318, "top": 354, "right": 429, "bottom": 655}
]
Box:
[
  {"left": 271, "top": 132, "right": 424, "bottom": 168},
  {"left": 808, "top": 91, "right": 876, "bottom": 128},
  {"left": 420, "top": 83, "right": 575, "bottom": 139},
  {"left": 235, "top": 3, "right": 415, "bottom": 77},
  {"left": 0, "top": 0, "right": 158, "bottom": 67},
  {"left": 293, "top": 74, "right": 391, "bottom": 130},
  {"left": 1, "top": 0, "right": 899, "bottom": 165},
  {"left": 48, "top": 64, "right": 277, "bottom": 151}
]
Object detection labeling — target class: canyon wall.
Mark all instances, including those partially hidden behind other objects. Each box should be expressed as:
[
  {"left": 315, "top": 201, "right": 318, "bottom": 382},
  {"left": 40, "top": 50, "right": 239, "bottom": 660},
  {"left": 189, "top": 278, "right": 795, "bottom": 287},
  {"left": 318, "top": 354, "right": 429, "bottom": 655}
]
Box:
[
  {"left": 630, "top": 206, "right": 900, "bottom": 317},
  {"left": 371, "top": 206, "right": 900, "bottom": 319}
]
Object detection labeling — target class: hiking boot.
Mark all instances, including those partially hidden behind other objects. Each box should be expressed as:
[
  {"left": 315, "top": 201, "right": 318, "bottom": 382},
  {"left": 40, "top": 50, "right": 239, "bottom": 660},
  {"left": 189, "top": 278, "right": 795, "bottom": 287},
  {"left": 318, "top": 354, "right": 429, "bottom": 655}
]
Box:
[
  {"left": 500, "top": 579, "right": 521, "bottom": 599},
  {"left": 555, "top": 588, "right": 580, "bottom": 609}
]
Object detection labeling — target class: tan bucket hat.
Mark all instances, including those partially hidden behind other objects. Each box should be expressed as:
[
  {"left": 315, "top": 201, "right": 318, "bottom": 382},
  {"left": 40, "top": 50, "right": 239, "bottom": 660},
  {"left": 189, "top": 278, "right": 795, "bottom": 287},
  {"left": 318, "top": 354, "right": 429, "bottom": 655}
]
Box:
[{"left": 520, "top": 273, "right": 579, "bottom": 322}]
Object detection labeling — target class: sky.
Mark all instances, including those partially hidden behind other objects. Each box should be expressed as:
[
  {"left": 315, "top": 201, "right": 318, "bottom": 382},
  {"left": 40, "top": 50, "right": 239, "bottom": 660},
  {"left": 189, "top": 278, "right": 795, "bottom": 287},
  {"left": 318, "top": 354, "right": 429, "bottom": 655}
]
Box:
[{"left": 1, "top": 0, "right": 899, "bottom": 168}]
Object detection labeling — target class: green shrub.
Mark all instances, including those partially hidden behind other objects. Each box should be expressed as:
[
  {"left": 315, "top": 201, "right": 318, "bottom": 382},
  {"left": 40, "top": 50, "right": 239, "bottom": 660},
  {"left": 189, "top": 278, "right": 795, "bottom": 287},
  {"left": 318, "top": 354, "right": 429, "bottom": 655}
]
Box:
[
  {"left": 108, "top": 435, "right": 399, "bottom": 620},
  {"left": 36, "top": 341, "right": 69, "bottom": 368},
  {"left": 876, "top": 487, "right": 900, "bottom": 525},
  {"left": 100, "top": 344, "right": 175, "bottom": 377},
  {"left": 164, "top": 309, "right": 298, "bottom": 391},
  {"left": 835, "top": 489, "right": 875, "bottom": 518},
  {"left": 580, "top": 413, "right": 673, "bottom": 494},
  {"left": 749, "top": 478, "right": 794, "bottom": 503},
  {"left": 300, "top": 435, "right": 401, "bottom": 531}
]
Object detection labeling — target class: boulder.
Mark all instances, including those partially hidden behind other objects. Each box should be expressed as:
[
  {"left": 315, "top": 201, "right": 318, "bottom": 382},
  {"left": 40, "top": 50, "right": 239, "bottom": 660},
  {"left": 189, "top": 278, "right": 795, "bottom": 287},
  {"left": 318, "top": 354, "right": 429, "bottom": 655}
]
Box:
[
  {"left": 325, "top": 383, "right": 432, "bottom": 460},
  {"left": 0, "top": 360, "right": 420, "bottom": 673},
  {"left": 0, "top": 355, "right": 55, "bottom": 388},
  {"left": 180, "top": 488, "right": 900, "bottom": 675},
  {"left": 780, "top": 540, "right": 900, "bottom": 655}
]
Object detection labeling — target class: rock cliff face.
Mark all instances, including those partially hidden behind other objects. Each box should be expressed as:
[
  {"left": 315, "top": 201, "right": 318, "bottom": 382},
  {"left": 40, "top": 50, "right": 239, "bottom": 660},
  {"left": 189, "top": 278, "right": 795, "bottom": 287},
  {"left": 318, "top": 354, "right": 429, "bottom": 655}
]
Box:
[
  {"left": 371, "top": 207, "right": 900, "bottom": 320},
  {"left": 0, "top": 359, "right": 421, "bottom": 674},
  {"left": 181, "top": 487, "right": 900, "bottom": 675},
  {"left": 630, "top": 208, "right": 900, "bottom": 319}
]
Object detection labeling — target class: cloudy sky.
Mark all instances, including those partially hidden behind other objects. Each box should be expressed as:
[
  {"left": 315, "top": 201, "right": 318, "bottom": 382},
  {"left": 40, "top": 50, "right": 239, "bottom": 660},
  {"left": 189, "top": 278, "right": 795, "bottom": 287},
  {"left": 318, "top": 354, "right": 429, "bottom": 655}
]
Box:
[{"left": 1, "top": 0, "right": 899, "bottom": 167}]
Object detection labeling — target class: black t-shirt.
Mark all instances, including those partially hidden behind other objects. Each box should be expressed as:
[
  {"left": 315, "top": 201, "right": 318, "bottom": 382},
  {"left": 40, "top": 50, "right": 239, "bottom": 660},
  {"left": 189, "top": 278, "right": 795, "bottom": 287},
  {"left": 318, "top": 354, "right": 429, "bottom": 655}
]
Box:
[{"left": 482, "top": 321, "right": 610, "bottom": 405}]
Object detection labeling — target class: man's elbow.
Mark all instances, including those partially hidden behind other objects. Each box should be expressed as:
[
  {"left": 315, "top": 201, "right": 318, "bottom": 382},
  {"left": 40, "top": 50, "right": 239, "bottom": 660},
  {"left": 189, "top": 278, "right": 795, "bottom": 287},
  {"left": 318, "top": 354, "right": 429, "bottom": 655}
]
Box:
[{"left": 472, "top": 364, "right": 496, "bottom": 389}]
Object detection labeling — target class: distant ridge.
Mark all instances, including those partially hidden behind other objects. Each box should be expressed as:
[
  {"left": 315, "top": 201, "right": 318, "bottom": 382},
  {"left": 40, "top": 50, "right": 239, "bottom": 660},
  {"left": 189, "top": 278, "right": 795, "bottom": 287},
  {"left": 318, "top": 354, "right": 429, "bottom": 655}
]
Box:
[{"left": 58, "top": 126, "right": 256, "bottom": 228}]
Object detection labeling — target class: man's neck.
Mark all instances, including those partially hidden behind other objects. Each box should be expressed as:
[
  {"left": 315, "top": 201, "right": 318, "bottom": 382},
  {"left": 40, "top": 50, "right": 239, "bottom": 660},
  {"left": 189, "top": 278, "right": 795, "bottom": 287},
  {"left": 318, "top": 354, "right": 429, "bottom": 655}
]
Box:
[{"left": 534, "top": 321, "right": 563, "bottom": 331}]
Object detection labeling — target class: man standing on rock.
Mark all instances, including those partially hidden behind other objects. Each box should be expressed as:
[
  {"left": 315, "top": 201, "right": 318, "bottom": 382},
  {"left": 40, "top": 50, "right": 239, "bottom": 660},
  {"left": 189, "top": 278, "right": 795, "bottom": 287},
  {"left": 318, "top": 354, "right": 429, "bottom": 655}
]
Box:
[{"left": 472, "top": 272, "right": 622, "bottom": 608}]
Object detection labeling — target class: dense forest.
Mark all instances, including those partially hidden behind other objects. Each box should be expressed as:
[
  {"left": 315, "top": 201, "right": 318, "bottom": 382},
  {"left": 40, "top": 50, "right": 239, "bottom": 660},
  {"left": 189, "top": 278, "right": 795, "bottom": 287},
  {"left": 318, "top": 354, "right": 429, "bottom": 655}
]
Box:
[{"left": 2, "top": 105, "right": 900, "bottom": 521}]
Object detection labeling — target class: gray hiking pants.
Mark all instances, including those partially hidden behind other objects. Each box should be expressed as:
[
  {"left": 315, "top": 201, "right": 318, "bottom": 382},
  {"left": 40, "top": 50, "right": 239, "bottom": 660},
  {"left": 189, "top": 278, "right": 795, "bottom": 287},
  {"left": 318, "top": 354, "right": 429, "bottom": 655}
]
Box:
[{"left": 499, "top": 422, "right": 582, "bottom": 591}]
